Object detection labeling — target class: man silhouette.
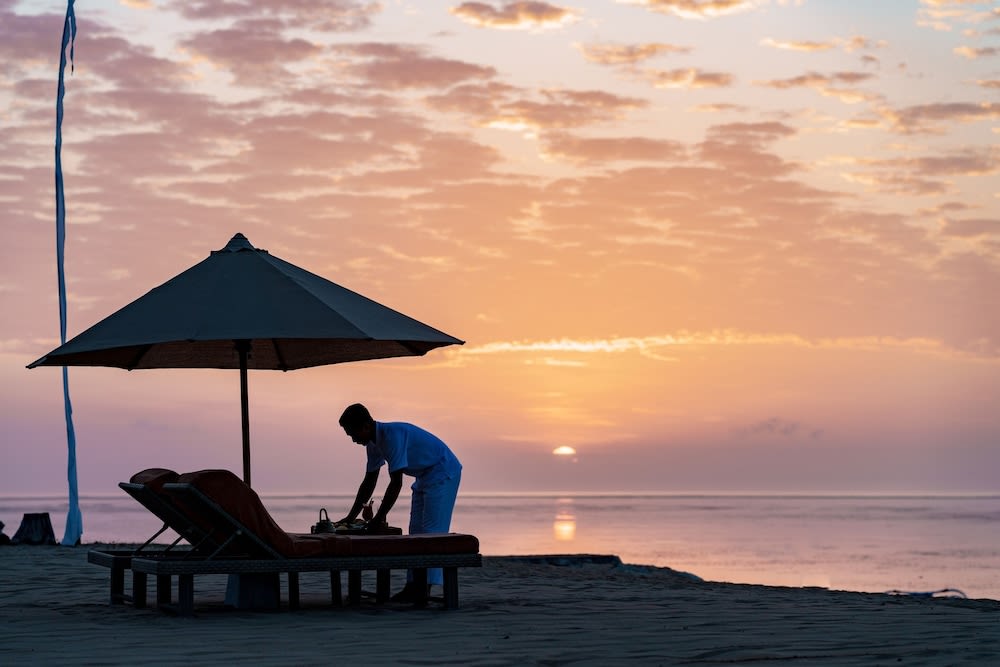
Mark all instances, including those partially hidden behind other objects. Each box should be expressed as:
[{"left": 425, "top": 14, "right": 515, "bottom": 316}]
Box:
[{"left": 337, "top": 403, "right": 463, "bottom": 601}]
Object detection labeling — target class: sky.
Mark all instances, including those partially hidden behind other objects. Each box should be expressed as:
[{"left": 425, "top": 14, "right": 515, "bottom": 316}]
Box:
[{"left": 2, "top": 0, "right": 999, "bottom": 498}]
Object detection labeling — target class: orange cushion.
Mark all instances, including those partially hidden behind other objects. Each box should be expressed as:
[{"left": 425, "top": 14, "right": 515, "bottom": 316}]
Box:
[
  {"left": 168, "top": 469, "right": 480, "bottom": 560},
  {"left": 287, "top": 534, "right": 354, "bottom": 557},
  {"left": 343, "top": 533, "right": 480, "bottom": 556},
  {"left": 286, "top": 533, "right": 478, "bottom": 557},
  {"left": 129, "top": 468, "right": 179, "bottom": 492},
  {"left": 175, "top": 469, "right": 297, "bottom": 557}
]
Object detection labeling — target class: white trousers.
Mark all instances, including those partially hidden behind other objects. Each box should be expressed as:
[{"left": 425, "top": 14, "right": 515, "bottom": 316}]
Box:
[{"left": 407, "top": 470, "right": 461, "bottom": 585}]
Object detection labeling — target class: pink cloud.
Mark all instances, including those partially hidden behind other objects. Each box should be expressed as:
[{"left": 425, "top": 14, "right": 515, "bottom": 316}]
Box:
[
  {"left": 882, "top": 101, "right": 1000, "bottom": 134},
  {"left": 333, "top": 43, "right": 497, "bottom": 89},
  {"left": 942, "top": 217, "right": 1000, "bottom": 238},
  {"left": 424, "top": 81, "right": 520, "bottom": 116},
  {"left": 168, "top": 0, "right": 379, "bottom": 31},
  {"left": 181, "top": 21, "right": 322, "bottom": 87}
]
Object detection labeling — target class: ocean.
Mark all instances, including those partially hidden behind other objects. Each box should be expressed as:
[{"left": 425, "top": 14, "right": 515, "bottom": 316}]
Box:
[{"left": 2, "top": 492, "right": 998, "bottom": 601}]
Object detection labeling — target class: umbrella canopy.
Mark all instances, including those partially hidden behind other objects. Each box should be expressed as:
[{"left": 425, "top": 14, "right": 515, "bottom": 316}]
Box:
[{"left": 29, "top": 233, "right": 463, "bottom": 486}]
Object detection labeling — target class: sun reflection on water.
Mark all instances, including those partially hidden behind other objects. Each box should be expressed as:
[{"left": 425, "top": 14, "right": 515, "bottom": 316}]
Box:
[{"left": 553, "top": 497, "right": 576, "bottom": 541}]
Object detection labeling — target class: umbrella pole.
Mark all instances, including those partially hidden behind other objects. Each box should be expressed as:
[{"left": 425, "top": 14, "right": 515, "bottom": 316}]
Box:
[{"left": 236, "top": 340, "right": 251, "bottom": 488}]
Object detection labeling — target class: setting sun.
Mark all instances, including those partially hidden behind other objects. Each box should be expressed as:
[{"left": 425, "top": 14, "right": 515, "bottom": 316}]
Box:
[{"left": 552, "top": 446, "right": 577, "bottom": 456}]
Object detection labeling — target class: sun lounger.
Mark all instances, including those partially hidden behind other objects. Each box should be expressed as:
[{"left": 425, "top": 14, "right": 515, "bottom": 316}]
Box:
[
  {"left": 88, "top": 468, "right": 212, "bottom": 607},
  {"left": 101, "top": 469, "right": 481, "bottom": 615},
  {"left": 88, "top": 466, "right": 310, "bottom": 607}
]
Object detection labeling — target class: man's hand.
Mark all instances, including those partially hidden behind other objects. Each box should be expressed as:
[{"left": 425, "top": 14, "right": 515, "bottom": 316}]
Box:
[{"left": 363, "top": 515, "right": 388, "bottom": 533}]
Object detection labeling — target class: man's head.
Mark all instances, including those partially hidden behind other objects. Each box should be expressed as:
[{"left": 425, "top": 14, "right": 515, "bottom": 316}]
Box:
[{"left": 339, "top": 403, "right": 375, "bottom": 445}]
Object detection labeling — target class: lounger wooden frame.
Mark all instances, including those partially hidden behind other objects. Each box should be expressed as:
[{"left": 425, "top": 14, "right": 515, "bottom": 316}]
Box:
[
  {"left": 130, "top": 551, "right": 482, "bottom": 615},
  {"left": 117, "top": 482, "right": 218, "bottom": 555},
  {"left": 88, "top": 480, "right": 216, "bottom": 606},
  {"left": 88, "top": 549, "right": 188, "bottom": 608},
  {"left": 91, "top": 480, "right": 481, "bottom": 615}
]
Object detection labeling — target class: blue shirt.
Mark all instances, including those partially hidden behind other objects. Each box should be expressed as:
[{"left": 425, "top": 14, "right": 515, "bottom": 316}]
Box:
[{"left": 365, "top": 421, "right": 462, "bottom": 489}]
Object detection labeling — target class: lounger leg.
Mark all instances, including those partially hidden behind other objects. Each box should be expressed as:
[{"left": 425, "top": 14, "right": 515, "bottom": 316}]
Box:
[
  {"left": 157, "top": 575, "right": 171, "bottom": 606},
  {"left": 110, "top": 561, "right": 126, "bottom": 605},
  {"left": 348, "top": 570, "right": 362, "bottom": 605},
  {"left": 376, "top": 569, "right": 390, "bottom": 603},
  {"left": 412, "top": 568, "right": 428, "bottom": 607},
  {"left": 178, "top": 574, "right": 194, "bottom": 616},
  {"left": 132, "top": 571, "right": 148, "bottom": 608},
  {"left": 443, "top": 567, "right": 459, "bottom": 609},
  {"left": 330, "top": 570, "right": 342, "bottom": 606},
  {"left": 288, "top": 572, "right": 300, "bottom": 610}
]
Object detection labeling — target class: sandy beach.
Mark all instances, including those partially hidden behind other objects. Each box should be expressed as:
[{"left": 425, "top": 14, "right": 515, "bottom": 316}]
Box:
[{"left": 1, "top": 545, "right": 997, "bottom": 666}]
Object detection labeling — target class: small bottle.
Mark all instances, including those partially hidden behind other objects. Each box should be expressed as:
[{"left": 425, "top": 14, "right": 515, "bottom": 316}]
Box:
[{"left": 362, "top": 500, "right": 374, "bottom": 522}]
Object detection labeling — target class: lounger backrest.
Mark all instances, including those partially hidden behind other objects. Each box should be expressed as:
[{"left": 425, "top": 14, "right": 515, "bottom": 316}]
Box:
[
  {"left": 119, "top": 483, "right": 210, "bottom": 546},
  {"left": 130, "top": 468, "right": 178, "bottom": 491},
  {"left": 165, "top": 469, "right": 293, "bottom": 558},
  {"left": 120, "top": 468, "right": 220, "bottom": 554}
]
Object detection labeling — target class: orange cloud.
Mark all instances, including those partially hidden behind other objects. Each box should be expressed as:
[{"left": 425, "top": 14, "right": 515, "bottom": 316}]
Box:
[
  {"left": 541, "top": 133, "right": 687, "bottom": 164},
  {"left": 841, "top": 36, "right": 885, "bottom": 52},
  {"left": 578, "top": 42, "right": 691, "bottom": 65},
  {"left": 954, "top": 45, "right": 1000, "bottom": 59},
  {"left": 760, "top": 37, "right": 838, "bottom": 52},
  {"left": 841, "top": 172, "right": 950, "bottom": 196},
  {"left": 481, "top": 89, "right": 649, "bottom": 131},
  {"left": 450, "top": 2, "right": 578, "bottom": 29},
  {"left": 760, "top": 36, "right": 885, "bottom": 54},
  {"left": 619, "top": 0, "right": 755, "bottom": 20},
  {"left": 452, "top": 331, "right": 999, "bottom": 361},
  {"left": 645, "top": 68, "right": 733, "bottom": 89},
  {"left": 756, "top": 71, "right": 877, "bottom": 104},
  {"left": 692, "top": 102, "right": 750, "bottom": 114},
  {"left": 918, "top": 0, "right": 1000, "bottom": 32},
  {"left": 843, "top": 116, "right": 883, "bottom": 130}
]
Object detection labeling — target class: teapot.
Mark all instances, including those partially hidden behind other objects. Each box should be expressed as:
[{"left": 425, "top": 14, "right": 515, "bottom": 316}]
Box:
[{"left": 311, "top": 508, "right": 336, "bottom": 534}]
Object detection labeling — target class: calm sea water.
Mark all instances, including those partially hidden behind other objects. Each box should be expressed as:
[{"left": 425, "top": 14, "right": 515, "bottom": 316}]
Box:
[{"left": 2, "top": 493, "right": 998, "bottom": 600}]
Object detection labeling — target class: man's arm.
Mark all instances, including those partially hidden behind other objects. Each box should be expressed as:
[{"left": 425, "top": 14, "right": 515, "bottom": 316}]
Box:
[
  {"left": 370, "top": 470, "right": 403, "bottom": 526},
  {"left": 339, "top": 470, "right": 379, "bottom": 524}
]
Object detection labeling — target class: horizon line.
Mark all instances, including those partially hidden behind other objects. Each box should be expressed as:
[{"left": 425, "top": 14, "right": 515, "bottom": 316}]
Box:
[{"left": 3, "top": 489, "right": 1000, "bottom": 500}]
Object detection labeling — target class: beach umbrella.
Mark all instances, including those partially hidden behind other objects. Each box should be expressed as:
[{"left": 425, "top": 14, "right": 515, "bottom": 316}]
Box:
[{"left": 28, "top": 233, "right": 463, "bottom": 487}]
